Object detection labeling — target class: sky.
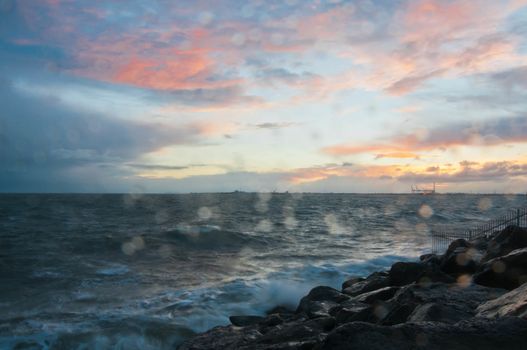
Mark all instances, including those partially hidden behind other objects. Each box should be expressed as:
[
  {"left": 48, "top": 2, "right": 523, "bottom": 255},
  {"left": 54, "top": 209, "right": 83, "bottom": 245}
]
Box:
[{"left": 1, "top": 0, "right": 527, "bottom": 193}]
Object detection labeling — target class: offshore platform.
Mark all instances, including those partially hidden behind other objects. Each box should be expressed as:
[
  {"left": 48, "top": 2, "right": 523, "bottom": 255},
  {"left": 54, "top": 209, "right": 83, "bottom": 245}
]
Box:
[{"left": 411, "top": 182, "right": 436, "bottom": 195}]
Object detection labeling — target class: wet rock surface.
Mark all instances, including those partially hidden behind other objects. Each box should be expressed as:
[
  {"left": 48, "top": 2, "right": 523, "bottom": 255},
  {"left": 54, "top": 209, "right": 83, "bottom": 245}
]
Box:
[
  {"left": 477, "top": 282, "right": 527, "bottom": 319},
  {"left": 179, "top": 226, "right": 527, "bottom": 350},
  {"left": 474, "top": 247, "right": 527, "bottom": 290}
]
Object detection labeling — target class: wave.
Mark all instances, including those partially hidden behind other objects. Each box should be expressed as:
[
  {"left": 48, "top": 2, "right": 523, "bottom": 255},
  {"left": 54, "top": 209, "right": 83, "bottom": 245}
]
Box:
[
  {"left": 0, "top": 254, "right": 416, "bottom": 349},
  {"left": 162, "top": 225, "right": 271, "bottom": 249}
]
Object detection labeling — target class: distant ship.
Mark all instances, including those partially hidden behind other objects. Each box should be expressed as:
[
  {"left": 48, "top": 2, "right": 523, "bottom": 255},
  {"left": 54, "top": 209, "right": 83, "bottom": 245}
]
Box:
[{"left": 411, "top": 182, "right": 436, "bottom": 195}]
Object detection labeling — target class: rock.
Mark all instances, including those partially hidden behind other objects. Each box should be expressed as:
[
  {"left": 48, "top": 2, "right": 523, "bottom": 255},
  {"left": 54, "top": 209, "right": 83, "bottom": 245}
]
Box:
[
  {"left": 379, "top": 282, "right": 505, "bottom": 325},
  {"left": 440, "top": 239, "right": 480, "bottom": 275},
  {"left": 408, "top": 302, "right": 470, "bottom": 323},
  {"left": 316, "top": 317, "right": 527, "bottom": 350},
  {"left": 341, "top": 276, "right": 365, "bottom": 290},
  {"left": 261, "top": 314, "right": 284, "bottom": 328},
  {"left": 342, "top": 274, "right": 389, "bottom": 297},
  {"left": 298, "top": 286, "right": 350, "bottom": 305},
  {"left": 266, "top": 305, "right": 295, "bottom": 316},
  {"left": 482, "top": 225, "right": 527, "bottom": 262},
  {"left": 477, "top": 281, "right": 527, "bottom": 319},
  {"left": 333, "top": 300, "right": 372, "bottom": 324},
  {"left": 179, "top": 316, "right": 334, "bottom": 349},
  {"left": 415, "top": 265, "right": 456, "bottom": 286},
  {"left": 296, "top": 286, "right": 349, "bottom": 318},
  {"left": 352, "top": 286, "right": 399, "bottom": 304},
  {"left": 256, "top": 317, "right": 334, "bottom": 346},
  {"left": 389, "top": 262, "right": 427, "bottom": 286},
  {"left": 470, "top": 234, "right": 491, "bottom": 251},
  {"left": 229, "top": 315, "right": 265, "bottom": 327},
  {"left": 178, "top": 325, "right": 261, "bottom": 350},
  {"left": 419, "top": 253, "right": 441, "bottom": 265},
  {"left": 378, "top": 302, "right": 415, "bottom": 326},
  {"left": 474, "top": 247, "right": 527, "bottom": 290}
]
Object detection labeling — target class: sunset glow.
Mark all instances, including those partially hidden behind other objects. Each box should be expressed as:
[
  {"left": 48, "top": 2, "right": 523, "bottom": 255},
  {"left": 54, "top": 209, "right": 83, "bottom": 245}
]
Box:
[{"left": 2, "top": 0, "right": 527, "bottom": 192}]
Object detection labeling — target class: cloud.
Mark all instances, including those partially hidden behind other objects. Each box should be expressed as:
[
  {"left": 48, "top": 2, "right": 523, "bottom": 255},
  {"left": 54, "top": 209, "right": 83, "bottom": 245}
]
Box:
[
  {"left": 0, "top": 77, "right": 206, "bottom": 191},
  {"left": 375, "top": 152, "right": 421, "bottom": 160},
  {"left": 125, "top": 164, "right": 189, "bottom": 171},
  {"left": 397, "top": 160, "right": 527, "bottom": 184},
  {"left": 251, "top": 122, "right": 298, "bottom": 130},
  {"left": 323, "top": 115, "right": 527, "bottom": 156},
  {"left": 253, "top": 66, "right": 321, "bottom": 86},
  {"left": 6, "top": 0, "right": 527, "bottom": 104},
  {"left": 386, "top": 70, "right": 445, "bottom": 95},
  {"left": 489, "top": 65, "right": 527, "bottom": 91}
]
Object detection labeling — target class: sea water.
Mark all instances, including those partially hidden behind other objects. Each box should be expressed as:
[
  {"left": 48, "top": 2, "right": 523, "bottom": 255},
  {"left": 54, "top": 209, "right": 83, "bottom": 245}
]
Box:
[{"left": 0, "top": 193, "right": 525, "bottom": 349}]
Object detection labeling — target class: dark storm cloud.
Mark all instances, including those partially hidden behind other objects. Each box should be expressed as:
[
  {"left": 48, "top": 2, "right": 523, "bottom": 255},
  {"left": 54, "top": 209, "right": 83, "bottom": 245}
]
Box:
[{"left": 0, "top": 77, "right": 202, "bottom": 191}]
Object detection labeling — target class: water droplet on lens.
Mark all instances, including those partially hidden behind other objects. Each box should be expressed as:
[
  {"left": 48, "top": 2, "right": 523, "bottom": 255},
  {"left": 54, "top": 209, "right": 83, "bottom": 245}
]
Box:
[
  {"left": 491, "top": 261, "right": 506, "bottom": 274},
  {"left": 478, "top": 197, "right": 492, "bottom": 211},
  {"left": 418, "top": 205, "right": 433, "bottom": 219},
  {"left": 284, "top": 216, "right": 298, "bottom": 230},
  {"left": 256, "top": 219, "right": 272, "bottom": 232},
  {"left": 198, "top": 206, "right": 212, "bottom": 220},
  {"left": 122, "top": 242, "right": 135, "bottom": 255}
]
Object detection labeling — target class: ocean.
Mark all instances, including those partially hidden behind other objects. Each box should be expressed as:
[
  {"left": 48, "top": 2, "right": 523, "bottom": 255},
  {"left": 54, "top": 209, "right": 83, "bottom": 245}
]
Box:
[{"left": 0, "top": 193, "right": 525, "bottom": 349}]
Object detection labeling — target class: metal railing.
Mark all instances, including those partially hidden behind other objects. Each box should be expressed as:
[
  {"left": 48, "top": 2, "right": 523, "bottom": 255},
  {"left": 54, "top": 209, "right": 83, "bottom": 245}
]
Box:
[{"left": 431, "top": 207, "right": 527, "bottom": 253}]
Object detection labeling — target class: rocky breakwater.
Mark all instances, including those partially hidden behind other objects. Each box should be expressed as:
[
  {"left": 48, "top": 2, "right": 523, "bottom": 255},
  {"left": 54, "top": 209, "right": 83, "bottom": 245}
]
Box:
[{"left": 179, "top": 225, "right": 527, "bottom": 350}]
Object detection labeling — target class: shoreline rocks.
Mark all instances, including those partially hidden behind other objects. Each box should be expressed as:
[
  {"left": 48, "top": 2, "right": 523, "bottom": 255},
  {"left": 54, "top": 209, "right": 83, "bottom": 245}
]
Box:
[{"left": 179, "top": 225, "right": 527, "bottom": 350}]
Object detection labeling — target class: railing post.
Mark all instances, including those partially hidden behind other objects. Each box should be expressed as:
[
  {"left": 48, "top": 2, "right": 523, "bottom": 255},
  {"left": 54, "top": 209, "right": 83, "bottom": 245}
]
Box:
[{"left": 517, "top": 208, "right": 520, "bottom": 226}]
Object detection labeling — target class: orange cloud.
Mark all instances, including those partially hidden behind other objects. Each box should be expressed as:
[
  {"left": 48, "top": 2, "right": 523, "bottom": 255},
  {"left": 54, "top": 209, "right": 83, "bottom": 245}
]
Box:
[
  {"left": 287, "top": 159, "right": 527, "bottom": 188},
  {"left": 288, "top": 163, "right": 408, "bottom": 185},
  {"left": 375, "top": 152, "right": 421, "bottom": 160}
]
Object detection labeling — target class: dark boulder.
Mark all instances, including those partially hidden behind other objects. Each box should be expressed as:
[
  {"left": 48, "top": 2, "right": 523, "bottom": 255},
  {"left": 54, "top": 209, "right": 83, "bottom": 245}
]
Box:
[
  {"left": 296, "top": 286, "right": 349, "bottom": 318},
  {"left": 299, "top": 286, "right": 350, "bottom": 304},
  {"left": 352, "top": 286, "right": 400, "bottom": 304},
  {"left": 266, "top": 305, "right": 295, "bottom": 316},
  {"left": 342, "top": 274, "right": 389, "bottom": 297},
  {"left": 177, "top": 325, "right": 261, "bottom": 350},
  {"left": 415, "top": 265, "right": 456, "bottom": 286},
  {"left": 408, "top": 302, "right": 472, "bottom": 323},
  {"left": 256, "top": 316, "right": 334, "bottom": 346},
  {"left": 379, "top": 282, "right": 505, "bottom": 325},
  {"left": 260, "top": 314, "right": 284, "bottom": 328},
  {"left": 378, "top": 302, "right": 416, "bottom": 326},
  {"left": 474, "top": 247, "right": 527, "bottom": 290},
  {"left": 389, "top": 262, "right": 427, "bottom": 286},
  {"left": 477, "top": 278, "right": 527, "bottom": 319},
  {"left": 341, "top": 276, "right": 365, "bottom": 290},
  {"left": 419, "top": 253, "right": 442, "bottom": 265},
  {"left": 229, "top": 315, "right": 265, "bottom": 327},
  {"left": 334, "top": 301, "right": 372, "bottom": 324},
  {"left": 482, "top": 225, "right": 527, "bottom": 262},
  {"left": 470, "top": 234, "right": 491, "bottom": 251},
  {"left": 440, "top": 239, "right": 480, "bottom": 275},
  {"left": 316, "top": 317, "right": 527, "bottom": 350}
]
